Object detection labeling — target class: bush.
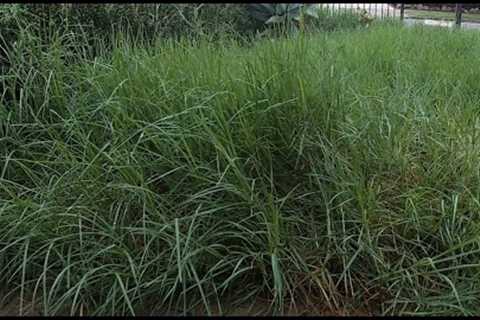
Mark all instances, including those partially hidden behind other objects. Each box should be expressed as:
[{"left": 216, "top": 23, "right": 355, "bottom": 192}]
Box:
[
  {"left": 12, "top": 4, "right": 254, "bottom": 40},
  {"left": 2, "top": 4, "right": 367, "bottom": 47},
  {"left": 309, "top": 7, "right": 364, "bottom": 32}
]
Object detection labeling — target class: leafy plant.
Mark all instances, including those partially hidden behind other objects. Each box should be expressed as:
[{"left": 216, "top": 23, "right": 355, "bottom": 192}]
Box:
[{"left": 246, "top": 3, "right": 318, "bottom": 27}]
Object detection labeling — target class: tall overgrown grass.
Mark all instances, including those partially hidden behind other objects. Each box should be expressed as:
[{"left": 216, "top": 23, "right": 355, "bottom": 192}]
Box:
[{"left": 2, "top": 18, "right": 480, "bottom": 315}]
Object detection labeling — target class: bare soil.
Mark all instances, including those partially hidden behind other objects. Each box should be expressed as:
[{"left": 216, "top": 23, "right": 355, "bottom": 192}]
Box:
[{"left": 0, "top": 290, "right": 372, "bottom": 316}]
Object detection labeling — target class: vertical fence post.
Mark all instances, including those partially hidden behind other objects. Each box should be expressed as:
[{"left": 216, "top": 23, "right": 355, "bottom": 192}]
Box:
[
  {"left": 400, "top": 3, "right": 405, "bottom": 20},
  {"left": 455, "top": 3, "right": 463, "bottom": 27}
]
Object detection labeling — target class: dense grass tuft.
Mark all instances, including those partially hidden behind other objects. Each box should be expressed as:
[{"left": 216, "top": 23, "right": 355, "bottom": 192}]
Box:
[{"left": 2, "top": 23, "right": 480, "bottom": 315}]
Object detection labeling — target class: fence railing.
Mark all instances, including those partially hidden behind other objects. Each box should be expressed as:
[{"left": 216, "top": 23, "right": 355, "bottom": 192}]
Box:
[
  {"left": 317, "top": 3, "right": 400, "bottom": 19},
  {"left": 319, "top": 3, "right": 469, "bottom": 27}
]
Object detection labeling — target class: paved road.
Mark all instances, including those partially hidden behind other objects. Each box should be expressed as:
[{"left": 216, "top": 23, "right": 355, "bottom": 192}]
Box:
[{"left": 403, "top": 18, "right": 480, "bottom": 30}]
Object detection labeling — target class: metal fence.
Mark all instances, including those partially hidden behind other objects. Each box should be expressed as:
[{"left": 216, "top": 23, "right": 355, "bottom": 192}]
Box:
[
  {"left": 318, "top": 3, "right": 469, "bottom": 27},
  {"left": 318, "top": 3, "right": 401, "bottom": 19}
]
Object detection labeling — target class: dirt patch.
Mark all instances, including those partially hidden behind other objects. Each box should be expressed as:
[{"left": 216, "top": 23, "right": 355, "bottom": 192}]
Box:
[
  {"left": 184, "top": 297, "right": 373, "bottom": 316},
  {"left": 0, "top": 295, "right": 40, "bottom": 316},
  {"left": 0, "top": 292, "right": 372, "bottom": 316}
]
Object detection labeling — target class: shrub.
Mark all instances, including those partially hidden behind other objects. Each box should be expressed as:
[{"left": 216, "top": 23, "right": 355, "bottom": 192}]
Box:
[
  {"left": 308, "top": 7, "right": 364, "bottom": 32},
  {"left": 13, "top": 4, "right": 254, "bottom": 40}
]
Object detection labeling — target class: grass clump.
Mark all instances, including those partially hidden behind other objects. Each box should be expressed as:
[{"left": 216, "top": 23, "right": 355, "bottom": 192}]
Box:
[{"left": 2, "top": 23, "right": 480, "bottom": 316}]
